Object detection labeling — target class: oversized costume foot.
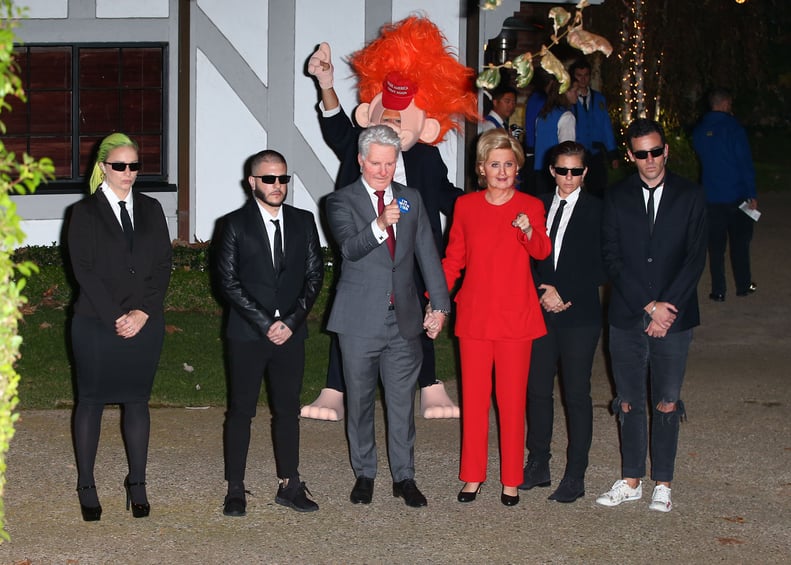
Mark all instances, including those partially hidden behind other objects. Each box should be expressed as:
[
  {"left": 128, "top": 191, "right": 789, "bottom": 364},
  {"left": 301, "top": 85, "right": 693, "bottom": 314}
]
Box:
[
  {"left": 300, "top": 388, "right": 344, "bottom": 421},
  {"left": 420, "top": 381, "right": 460, "bottom": 419}
]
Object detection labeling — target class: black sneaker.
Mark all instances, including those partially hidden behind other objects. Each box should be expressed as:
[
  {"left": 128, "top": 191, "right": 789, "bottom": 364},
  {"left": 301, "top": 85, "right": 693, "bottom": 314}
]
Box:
[
  {"left": 275, "top": 480, "right": 319, "bottom": 512},
  {"left": 223, "top": 483, "right": 247, "bottom": 517}
]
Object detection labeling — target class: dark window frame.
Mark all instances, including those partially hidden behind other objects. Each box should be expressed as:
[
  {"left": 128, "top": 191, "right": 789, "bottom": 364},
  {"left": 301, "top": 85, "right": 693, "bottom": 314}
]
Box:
[{"left": 4, "top": 42, "right": 174, "bottom": 194}]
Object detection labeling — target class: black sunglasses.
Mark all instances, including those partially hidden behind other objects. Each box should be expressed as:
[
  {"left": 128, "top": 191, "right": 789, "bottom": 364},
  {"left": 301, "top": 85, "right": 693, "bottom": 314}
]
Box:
[
  {"left": 632, "top": 147, "right": 664, "bottom": 160},
  {"left": 252, "top": 174, "right": 291, "bottom": 184},
  {"left": 104, "top": 161, "right": 141, "bottom": 172},
  {"left": 554, "top": 167, "right": 585, "bottom": 177}
]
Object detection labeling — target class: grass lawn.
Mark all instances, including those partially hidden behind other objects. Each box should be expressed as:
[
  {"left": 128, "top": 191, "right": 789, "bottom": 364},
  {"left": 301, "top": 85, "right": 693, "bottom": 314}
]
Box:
[{"left": 16, "top": 307, "right": 459, "bottom": 410}]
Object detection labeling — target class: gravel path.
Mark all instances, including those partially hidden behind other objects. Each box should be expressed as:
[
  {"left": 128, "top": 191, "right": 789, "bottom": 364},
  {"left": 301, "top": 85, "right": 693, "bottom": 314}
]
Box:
[{"left": 1, "top": 193, "right": 789, "bottom": 564}]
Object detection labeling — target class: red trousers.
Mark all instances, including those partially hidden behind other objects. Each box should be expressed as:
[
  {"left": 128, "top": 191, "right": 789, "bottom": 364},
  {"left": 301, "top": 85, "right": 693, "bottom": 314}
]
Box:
[{"left": 458, "top": 338, "right": 532, "bottom": 487}]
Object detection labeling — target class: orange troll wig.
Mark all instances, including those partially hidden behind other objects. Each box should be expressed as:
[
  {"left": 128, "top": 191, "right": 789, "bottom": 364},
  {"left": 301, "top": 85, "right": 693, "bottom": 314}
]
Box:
[{"left": 350, "top": 15, "right": 480, "bottom": 145}]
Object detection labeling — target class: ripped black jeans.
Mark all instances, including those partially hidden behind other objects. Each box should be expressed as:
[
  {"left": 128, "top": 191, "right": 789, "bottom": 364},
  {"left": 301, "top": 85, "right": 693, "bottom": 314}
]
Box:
[{"left": 609, "top": 322, "right": 692, "bottom": 483}]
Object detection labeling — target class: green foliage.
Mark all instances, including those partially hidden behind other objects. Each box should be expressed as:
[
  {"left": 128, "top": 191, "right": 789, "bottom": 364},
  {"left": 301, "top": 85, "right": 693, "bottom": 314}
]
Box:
[{"left": 0, "top": 0, "right": 55, "bottom": 540}]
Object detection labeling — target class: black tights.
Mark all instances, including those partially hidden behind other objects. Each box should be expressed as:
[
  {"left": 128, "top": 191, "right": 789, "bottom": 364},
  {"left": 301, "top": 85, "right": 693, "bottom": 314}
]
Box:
[{"left": 74, "top": 401, "right": 150, "bottom": 505}]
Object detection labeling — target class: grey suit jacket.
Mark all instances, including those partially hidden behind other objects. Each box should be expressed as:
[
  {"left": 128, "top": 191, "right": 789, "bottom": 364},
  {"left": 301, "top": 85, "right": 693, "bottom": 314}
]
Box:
[{"left": 326, "top": 180, "right": 450, "bottom": 339}]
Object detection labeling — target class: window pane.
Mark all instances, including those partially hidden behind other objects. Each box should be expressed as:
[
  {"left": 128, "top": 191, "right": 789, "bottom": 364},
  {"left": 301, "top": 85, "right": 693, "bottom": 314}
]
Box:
[
  {"left": 79, "top": 48, "right": 119, "bottom": 87},
  {"left": 122, "top": 48, "right": 162, "bottom": 88},
  {"left": 79, "top": 90, "right": 120, "bottom": 134},
  {"left": 80, "top": 135, "right": 104, "bottom": 179},
  {"left": 29, "top": 91, "right": 71, "bottom": 134},
  {"left": 30, "top": 136, "right": 72, "bottom": 179},
  {"left": 3, "top": 94, "right": 29, "bottom": 134},
  {"left": 13, "top": 48, "right": 28, "bottom": 89},
  {"left": 2, "top": 137, "right": 28, "bottom": 161},
  {"left": 135, "top": 134, "right": 162, "bottom": 176},
  {"left": 121, "top": 89, "right": 162, "bottom": 133},
  {"left": 30, "top": 46, "right": 71, "bottom": 90}
]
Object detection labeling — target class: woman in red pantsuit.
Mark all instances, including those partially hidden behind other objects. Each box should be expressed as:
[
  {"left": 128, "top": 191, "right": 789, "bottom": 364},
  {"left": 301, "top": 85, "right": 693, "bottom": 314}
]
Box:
[{"left": 442, "top": 129, "right": 551, "bottom": 506}]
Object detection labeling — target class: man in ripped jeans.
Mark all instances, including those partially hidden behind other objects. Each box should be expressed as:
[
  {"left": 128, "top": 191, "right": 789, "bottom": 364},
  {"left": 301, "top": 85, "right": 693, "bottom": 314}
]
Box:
[{"left": 597, "top": 118, "right": 707, "bottom": 513}]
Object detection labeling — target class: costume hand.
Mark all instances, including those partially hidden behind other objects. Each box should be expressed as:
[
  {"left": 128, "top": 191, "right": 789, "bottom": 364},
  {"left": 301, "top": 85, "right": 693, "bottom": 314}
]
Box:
[
  {"left": 645, "top": 319, "right": 668, "bottom": 338},
  {"left": 647, "top": 301, "right": 677, "bottom": 330},
  {"left": 538, "top": 284, "right": 572, "bottom": 313},
  {"left": 747, "top": 198, "right": 758, "bottom": 210},
  {"left": 267, "top": 320, "right": 293, "bottom": 345},
  {"left": 423, "top": 311, "right": 446, "bottom": 340},
  {"left": 115, "top": 309, "right": 149, "bottom": 339},
  {"left": 308, "top": 42, "right": 334, "bottom": 89},
  {"left": 376, "top": 199, "right": 400, "bottom": 231},
  {"left": 512, "top": 212, "right": 533, "bottom": 237}
]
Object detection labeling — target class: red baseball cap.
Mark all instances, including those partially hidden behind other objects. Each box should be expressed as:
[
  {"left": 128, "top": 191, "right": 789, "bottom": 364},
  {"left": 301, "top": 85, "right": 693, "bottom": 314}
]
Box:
[{"left": 381, "top": 71, "right": 418, "bottom": 111}]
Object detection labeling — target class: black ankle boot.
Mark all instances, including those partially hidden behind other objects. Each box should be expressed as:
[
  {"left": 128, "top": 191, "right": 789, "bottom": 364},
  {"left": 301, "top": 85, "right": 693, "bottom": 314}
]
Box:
[
  {"left": 124, "top": 476, "right": 150, "bottom": 518},
  {"left": 76, "top": 485, "right": 102, "bottom": 522}
]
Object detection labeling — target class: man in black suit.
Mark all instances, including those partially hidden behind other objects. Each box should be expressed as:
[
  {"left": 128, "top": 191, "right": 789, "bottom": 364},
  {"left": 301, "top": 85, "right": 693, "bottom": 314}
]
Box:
[
  {"left": 596, "top": 119, "right": 707, "bottom": 513},
  {"left": 519, "top": 141, "right": 606, "bottom": 503},
  {"left": 215, "top": 150, "right": 324, "bottom": 515}
]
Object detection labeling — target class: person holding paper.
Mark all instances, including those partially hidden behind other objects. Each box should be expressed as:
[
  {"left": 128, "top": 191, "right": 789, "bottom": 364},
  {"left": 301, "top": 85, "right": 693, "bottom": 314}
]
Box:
[{"left": 692, "top": 88, "right": 758, "bottom": 301}]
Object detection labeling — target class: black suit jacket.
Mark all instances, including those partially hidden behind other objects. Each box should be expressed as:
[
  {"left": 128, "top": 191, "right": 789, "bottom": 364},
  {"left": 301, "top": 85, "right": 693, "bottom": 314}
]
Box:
[
  {"left": 68, "top": 189, "right": 172, "bottom": 329},
  {"left": 214, "top": 199, "right": 324, "bottom": 342},
  {"left": 534, "top": 191, "right": 606, "bottom": 327},
  {"left": 320, "top": 108, "right": 462, "bottom": 253},
  {"left": 602, "top": 170, "right": 707, "bottom": 332}
]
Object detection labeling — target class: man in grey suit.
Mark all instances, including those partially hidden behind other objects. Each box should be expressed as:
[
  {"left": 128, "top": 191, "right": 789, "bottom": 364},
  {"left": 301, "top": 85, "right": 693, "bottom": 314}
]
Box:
[{"left": 326, "top": 125, "right": 451, "bottom": 507}]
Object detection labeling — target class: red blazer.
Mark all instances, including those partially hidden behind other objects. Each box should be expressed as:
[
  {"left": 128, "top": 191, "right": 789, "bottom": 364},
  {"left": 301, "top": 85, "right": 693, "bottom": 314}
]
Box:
[{"left": 443, "top": 190, "right": 551, "bottom": 341}]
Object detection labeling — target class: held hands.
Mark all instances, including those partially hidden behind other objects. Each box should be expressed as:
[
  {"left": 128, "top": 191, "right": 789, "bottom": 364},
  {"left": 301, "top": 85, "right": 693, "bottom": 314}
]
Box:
[
  {"left": 267, "top": 321, "right": 293, "bottom": 345},
  {"left": 645, "top": 300, "right": 677, "bottom": 337},
  {"left": 376, "top": 200, "right": 401, "bottom": 231},
  {"left": 307, "top": 42, "right": 334, "bottom": 89},
  {"left": 512, "top": 212, "right": 533, "bottom": 238},
  {"left": 539, "top": 284, "right": 572, "bottom": 313},
  {"left": 422, "top": 307, "right": 446, "bottom": 340},
  {"left": 115, "top": 309, "right": 149, "bottom": 340}
]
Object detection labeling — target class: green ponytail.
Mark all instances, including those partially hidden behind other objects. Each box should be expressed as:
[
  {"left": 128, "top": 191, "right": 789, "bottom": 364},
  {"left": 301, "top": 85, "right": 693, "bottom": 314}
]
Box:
[{"left": 88, "top": 133, "right": 139, "bottom": 194}]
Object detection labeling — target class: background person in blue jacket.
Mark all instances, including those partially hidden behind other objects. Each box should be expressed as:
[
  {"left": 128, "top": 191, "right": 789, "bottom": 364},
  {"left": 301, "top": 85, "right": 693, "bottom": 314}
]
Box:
[
  {"left": 569, "top": 59, "right": 620, "bottom": 198},
  {"left": 692, "top": 87, "right": 758, "bottom": 302}
]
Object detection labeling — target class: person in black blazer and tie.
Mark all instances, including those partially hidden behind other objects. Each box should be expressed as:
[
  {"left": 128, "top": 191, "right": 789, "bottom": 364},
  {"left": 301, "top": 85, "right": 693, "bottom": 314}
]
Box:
[
  {"left": 519, "top": 141, "right": 606, "bottom": 503},
  {"left": 67, "top": 133, "right": 172, "bottom": 521},
  {"left": 596, "top": 119, "right": 707, "bottom": 513},
  {"left": 214, "top": 150, "right": 324, "bottom": 516},
  {"left": 325, "top": 126, "right": 451, "bottom": 507}
]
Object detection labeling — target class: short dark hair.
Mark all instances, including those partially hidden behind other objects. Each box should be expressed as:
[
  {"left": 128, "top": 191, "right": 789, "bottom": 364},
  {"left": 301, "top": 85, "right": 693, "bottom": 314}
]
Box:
[
  {"left": 491, "top": 85, "right": 517, "bottom": 101},
  {"left": 708, "top": 87, "right": 733, "bottom": 109},
  {"left": 569, "top": 59, "right": 592, "bottom": 77},
  {"left": 250, "top": 149, "right": 287, "bottom": 171},
  {"left": 550, "top": 141, "right": 586, "bottom": 167},
  {"left": 625, "top": 118, "right": 666, "bottom": 150}
]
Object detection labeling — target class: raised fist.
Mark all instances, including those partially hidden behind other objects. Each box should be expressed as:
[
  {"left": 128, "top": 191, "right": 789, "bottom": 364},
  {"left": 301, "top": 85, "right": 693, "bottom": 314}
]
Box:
[{"left": 308, "top": 42, "right": 334, "bottom": 89}]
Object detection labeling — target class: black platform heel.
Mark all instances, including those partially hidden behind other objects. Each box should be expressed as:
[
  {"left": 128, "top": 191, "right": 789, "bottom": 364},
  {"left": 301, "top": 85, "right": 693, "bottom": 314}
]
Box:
[
  {"left": 124, "top": 476, "right": 150, "bottom": 518},
  {"left": 457, "top": 482, "right": 483, "bottom": 503},
  {"left": 76, "top": 485, "right": 102, "bottom": 522}
]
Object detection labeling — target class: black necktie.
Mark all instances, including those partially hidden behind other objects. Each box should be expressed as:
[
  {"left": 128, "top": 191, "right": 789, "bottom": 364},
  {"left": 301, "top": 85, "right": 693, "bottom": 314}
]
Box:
[
  {"left": 581, "top": 95, "right": 588, "bottom": 111},
  {"left": 118, "top": 201, "right": 133, "bottom": 251},
  {"left": 646, "top": 187, "right": 657, "bottom": 234},
  {"left": 374, "top": 190, "right": 396, "bottom": 259},
  {"left": 549, "top": 199, "right": 567, "bottom": 246},
  {"left": 271, "top": 219, "right": 284, "bottom": 274}
]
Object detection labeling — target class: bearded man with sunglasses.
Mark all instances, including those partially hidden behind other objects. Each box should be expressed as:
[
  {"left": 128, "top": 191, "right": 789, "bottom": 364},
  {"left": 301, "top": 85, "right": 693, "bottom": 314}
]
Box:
[
  {"left": 214, "top": 150, "right": 324, "bottom": 515},
  {"left": 597, "top": 119, "right": 707, "bottom": 513}
]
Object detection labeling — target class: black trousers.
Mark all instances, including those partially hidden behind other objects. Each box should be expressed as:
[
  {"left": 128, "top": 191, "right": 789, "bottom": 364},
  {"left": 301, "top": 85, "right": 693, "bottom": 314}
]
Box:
[
  {"left": 526, "top": 323, "right": 600, "bottom": 480},
  {"left": 224, "top": 335, "right": 305, "bottom": 482},
  {"left": 707, "top": 202, "right": 754, "bottom": 295}
]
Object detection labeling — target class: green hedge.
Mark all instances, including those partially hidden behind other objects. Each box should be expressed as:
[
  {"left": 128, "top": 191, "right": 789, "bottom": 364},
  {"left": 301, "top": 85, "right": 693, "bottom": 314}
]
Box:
[{"left": 14, "top": 243, "right": 335, "bottom": 319}]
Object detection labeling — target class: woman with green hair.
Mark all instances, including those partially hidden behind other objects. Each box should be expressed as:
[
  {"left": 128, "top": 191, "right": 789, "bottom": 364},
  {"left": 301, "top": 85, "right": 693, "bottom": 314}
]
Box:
[{"left": 67, "top": 132, "right": 172, "bottom": 521}]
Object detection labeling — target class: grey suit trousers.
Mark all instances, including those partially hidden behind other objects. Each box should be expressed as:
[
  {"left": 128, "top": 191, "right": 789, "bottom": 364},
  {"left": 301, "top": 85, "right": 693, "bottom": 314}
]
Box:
[{"left": 338, "top": 310, "right": 422, "bottom": 482}]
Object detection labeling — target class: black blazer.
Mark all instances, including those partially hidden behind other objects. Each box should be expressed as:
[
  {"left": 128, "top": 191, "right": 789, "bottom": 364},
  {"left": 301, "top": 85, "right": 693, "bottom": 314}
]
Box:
[
  {"left": 320, "top": 108, "right": 462, "bottom": 253},
  {"left": 602, "top": 170, "right": 707, "bottom": 332},
  {"left": 67, "top": 189, "right": 172, "bottom": 329},
  {"left": 214, "top": 199, "right": 324, "bottom": 342},
  {"left": 534, "top": 191, "right": 606, "bottom": 327}
]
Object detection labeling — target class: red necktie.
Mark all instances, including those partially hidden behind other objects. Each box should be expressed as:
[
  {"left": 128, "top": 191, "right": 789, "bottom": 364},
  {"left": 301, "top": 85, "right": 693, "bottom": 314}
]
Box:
[{"left": 374, "top": 190, "right": 396, "bottom": 259}]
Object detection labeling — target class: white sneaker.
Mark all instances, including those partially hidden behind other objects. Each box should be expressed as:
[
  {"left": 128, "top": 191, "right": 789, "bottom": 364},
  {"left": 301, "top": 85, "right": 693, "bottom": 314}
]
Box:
[
  {"left": 595, "top": 479, "right": 643, "bottom": 507},
  {"left": 649, "top": 484, "right": 673, "bottom": 512}
]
